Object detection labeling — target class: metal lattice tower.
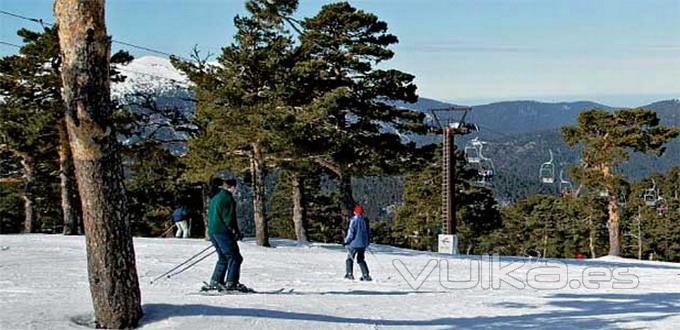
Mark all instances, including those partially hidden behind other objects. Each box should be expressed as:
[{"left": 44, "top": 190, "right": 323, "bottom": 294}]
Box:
[
  {"left": 430, "top": 106, "right": 475, "bottom": 236},
  {"left": 442, "top": 128, "right": 454, "bottom": 234}
]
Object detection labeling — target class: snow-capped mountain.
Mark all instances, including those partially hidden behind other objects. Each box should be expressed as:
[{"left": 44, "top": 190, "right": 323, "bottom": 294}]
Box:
[
  {"left": 112, "top": 56, "right": 196, "bottom": 154},
  {"left": 111, "top": 56, "right": 425, "bottom": 146},
  {"left": 112, "top": 56, "right": 190, "bottom": 98}
]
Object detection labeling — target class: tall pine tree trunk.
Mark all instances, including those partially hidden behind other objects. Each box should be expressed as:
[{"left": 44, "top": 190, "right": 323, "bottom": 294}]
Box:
[
  {"left": 587, "top": 215, "right": 596, "bottom": 258},
  {"left": 313, "top": 159, "right": 354, "bottom": 227},
  {"left": 339, "top": 173, "right": 355, "bottom": 223},
  {"left": 291, "top": 172, "right": 308, "bottom": 243},
  {"left": 54, "top": 1, "right": 142, "bottom": 328},
  {"left": 607, "top": 195, "right": 621, "bottom": 256},
  {"left": 59, "top": 118, "right": 82, "bottom": 235},
  {"left": 251, "top": 143, "right": 270, "bottom": 247},
  {"left": 20, "top": 154, "right": 36, "bottom": 233},
  {"left": 202, "top": 183, "right": 210, "bottom": 240},
  {"left": 603, "top": 166, "right": 620, "bottom": 256},
  {"left": 636, "top": 207, "right": 643, "bottom": 260}
]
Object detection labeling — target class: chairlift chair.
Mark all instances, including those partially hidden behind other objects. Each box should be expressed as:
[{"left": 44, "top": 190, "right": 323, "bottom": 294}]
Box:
[
  {"left": 539, "top": 150, "right": 556, "bottom": 184},
  {"left": 476, "top": 161, "right": 496, "bottom": 186},
  {"left": 465, "top": 138, "right": 481, "bottom": 164},
  {"left": 559, "top": 169, "right": 573, "bottom": 196},
  {"left": 644, "top": 194, "right": 658, "bottom": 207},
  {"left": 644, "top": 179, "right": 659, "bottom": 207},
  {"left": 478, "top": 162, "right": 496, "bottom": 180},
  {"left": 477, "top": 176, "right": 493, "bottom": 187},
  {"left": 475, "top": 140, "right": 496, "bottom": 186}
]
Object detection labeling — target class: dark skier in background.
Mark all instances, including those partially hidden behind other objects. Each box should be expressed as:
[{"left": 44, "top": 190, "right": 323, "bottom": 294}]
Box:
[
  {"left": 343, "top": 205, "right": 372, "bottom": 281},
  {"left": 203, "top": 178, "right": 250, "bottom": 292}
]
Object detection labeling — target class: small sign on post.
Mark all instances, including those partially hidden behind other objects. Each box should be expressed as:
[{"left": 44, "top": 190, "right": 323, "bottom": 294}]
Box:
[{"left": 438, "top": 234, "right": 459, "bottom": 255}]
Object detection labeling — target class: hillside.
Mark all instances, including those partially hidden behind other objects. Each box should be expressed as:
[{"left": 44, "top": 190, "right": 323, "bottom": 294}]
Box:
[
  {"left": 474, "top": 100, "right": 680, "bottom": 202},
  {"left": 477, "top": 127, "right": 680, "bottom": 202},
  {"left": 397, "top": 98, "right": 611, "bottom": 136},
  {"left": 396, "top": 98, "right": 680, "bottom": 202},
  {"left": 112, "top": 56, "right": 189, "bottom": 97},
  {"left": 2, "top": 235, "right": 680, "bottom": 329},
  {"left": 112, "top": 56, "right": 680, "bottom": 205}
]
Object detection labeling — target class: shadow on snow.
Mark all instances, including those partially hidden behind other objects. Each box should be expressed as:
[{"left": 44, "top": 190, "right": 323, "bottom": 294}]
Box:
[{"left": 141, "top": 292, "right": 680, "bottom": 329}]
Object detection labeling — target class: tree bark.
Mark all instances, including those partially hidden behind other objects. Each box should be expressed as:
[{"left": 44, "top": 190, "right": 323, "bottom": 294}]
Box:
[
  {"left": 54, "top": 1, "right": 142, "bottom": 328},
  {"left": 59, "top": 118, "right": 83, "bottom": 235},
  {"left": 314, "top": 159, "right": 355, "bottom": 223},
  {"left": 291, "top": 172, "right": 308, "bottom": 243},
  {"left": 606, "top": 193, "right": 621, "bottom": 256},
  {"left": 587, "top": 216, "right": 596, "bottom": 258},
  {"left": 21, "top": 154, "right": 37, "bottom": 233},
  {"left": 251, "top": 143, "right": 270, "bottom": 247},
  {"left": 201, "top": 183, "right": 210, "bottom": 240},
  {"left": 339, "top": 173, "right": 355, "bottom": 223},
  {"left": 603, "top": 166, "right": 620, "bottom": 256},
  {"left": 636, "top": 207, "right": 642, "bottom": 260}
]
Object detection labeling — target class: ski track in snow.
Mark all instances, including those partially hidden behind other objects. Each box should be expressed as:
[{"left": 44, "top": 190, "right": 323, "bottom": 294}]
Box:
[{"left": 1, "top": 235, "right": 680, "bottom": 329}]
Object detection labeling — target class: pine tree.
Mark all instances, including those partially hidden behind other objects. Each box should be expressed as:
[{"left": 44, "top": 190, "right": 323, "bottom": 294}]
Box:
[
  {"left": 0, "top": 27, "right": 62, "bottom": 233},
  {"left": 175, "top": 1, "right": 433, "bottom": 244},
  {"left": 173, "top": 0, "right": 301, "bottom": 247},
  {"left": 561, "top": 108, "right": 680, "bottom": 256},
  {"left": 0, "top": 167, "right": 23, "bottom": 233},
  {"left": 269, "top": 170, "right": 345, "bottom": 243},
  {"left": 486, "top": 193, "right": 610, "bottom": 258},
  {"left": 392, "top": 147, "right": 500, "bottom": 252},
  {"left": 54, "top": 1, "right": 142, "bottom": 327},
  {"left": 0, "top": 26, "right": 131, "bottom": 234},
  {"left": 619, "top": 168, "right": 680, "bottom": 261},
  {"left": 295, "top": 2, "right": 434, "bottom": 220}
]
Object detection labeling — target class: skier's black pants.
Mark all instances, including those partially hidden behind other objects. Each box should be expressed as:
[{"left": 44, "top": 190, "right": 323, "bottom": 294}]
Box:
[
  {"left": 345, "top": 247, "right": 369, "bottom": 277},
  {"left": 210, "top": 233, "right": 243, "bottom": 285}
]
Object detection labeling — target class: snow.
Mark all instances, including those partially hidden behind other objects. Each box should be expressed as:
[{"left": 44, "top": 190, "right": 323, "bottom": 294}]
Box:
[
  {"left": 1, "top": 235, "right": 680, "bottom": 329},
  {"left": 112, "top": 56, "right": 189, "bottom": 98}
]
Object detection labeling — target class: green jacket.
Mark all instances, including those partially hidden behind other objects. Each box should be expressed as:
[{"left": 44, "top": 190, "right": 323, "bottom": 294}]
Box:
[{"left": 207, "top": 189, "right": 239, "bottom": 235}]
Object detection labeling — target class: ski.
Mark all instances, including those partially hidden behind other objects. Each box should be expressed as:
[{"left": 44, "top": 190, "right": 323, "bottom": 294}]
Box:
[
  {"left": 189, "top": 282, "right": 293, "bottom": 295},
  {"left": 199, "top": 288, "right": 288, "bottom": 295},
  {"left": 189, "top": 288, "right": 292, "bottom": 296}
]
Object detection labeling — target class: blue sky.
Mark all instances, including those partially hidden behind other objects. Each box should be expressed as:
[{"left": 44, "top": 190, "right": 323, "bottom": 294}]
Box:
[{"left": 1, "top": 0, "right": 679, "bottom": 106}]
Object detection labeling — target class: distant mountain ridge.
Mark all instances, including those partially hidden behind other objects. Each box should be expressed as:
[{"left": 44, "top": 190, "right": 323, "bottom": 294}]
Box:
[
  {"left": 396, "top": 98, "right": 610, "bottom": 135},
  {"left": 113, "top": 56, "right": 677, "bottom": 137},
  {"left": 393, "top": 98, "right": 679, "bottom": 202},
  {"left": 399, "top": 97, "right": 679, "bottom": 136},
  {"left": 113, "top": 56, "right": 680, "bottom": 202}
]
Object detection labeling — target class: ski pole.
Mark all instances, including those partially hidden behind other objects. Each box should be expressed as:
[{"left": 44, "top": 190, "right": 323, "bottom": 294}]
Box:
[
  {"left": 159, "top": 224, "right": 175, "bottom": 238},
  {"left": 166, "top": 249, "right": 216, "bottom": 280},
  {"left": 150, "top": 244, "right": 213, "bottom": 284}
]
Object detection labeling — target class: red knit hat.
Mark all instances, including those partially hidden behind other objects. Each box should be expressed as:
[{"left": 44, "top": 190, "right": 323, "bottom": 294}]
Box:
[{"left": 353, "top": 205, "right": 364, "bottom": 215}]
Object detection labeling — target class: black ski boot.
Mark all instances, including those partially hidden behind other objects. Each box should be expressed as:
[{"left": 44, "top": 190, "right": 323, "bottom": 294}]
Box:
[
  {"left": 201, "top": 281, "right": 228, "bottom": 292},
  {"left": 344, "top": 273, "right": 355, "bottom": 280},
  {"left": 235, "top": 283, "right": 255, "bottom": 293},
  {"left": 225, "top": 282, "right": 255, "bottom": 293},
  {"left": 360, "top": 275, "right": 372, "bottom": 282}
]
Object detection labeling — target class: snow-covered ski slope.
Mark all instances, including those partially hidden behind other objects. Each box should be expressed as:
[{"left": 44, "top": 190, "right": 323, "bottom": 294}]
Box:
[{"left": 1, "top": 235, "right": 679, "bottom": 329}]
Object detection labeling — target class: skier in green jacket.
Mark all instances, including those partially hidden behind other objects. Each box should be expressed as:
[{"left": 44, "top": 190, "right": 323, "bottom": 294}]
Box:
[{"left": 203, "top": 177, "right": 249, "bottom": 292}]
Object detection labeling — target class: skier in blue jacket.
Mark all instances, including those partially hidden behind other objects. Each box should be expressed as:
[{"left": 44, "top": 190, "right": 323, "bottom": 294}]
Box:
[
  {"left": 344, "top": 205, "right": 372, "bottom": 281},
  {"left": 171, "top": 204, "right": 190, "bottom": 239}
]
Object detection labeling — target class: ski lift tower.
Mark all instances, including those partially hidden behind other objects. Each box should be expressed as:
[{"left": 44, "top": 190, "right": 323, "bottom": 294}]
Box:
[{"left": 430, "top": 106, "right": 476, "bottom": 255}]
